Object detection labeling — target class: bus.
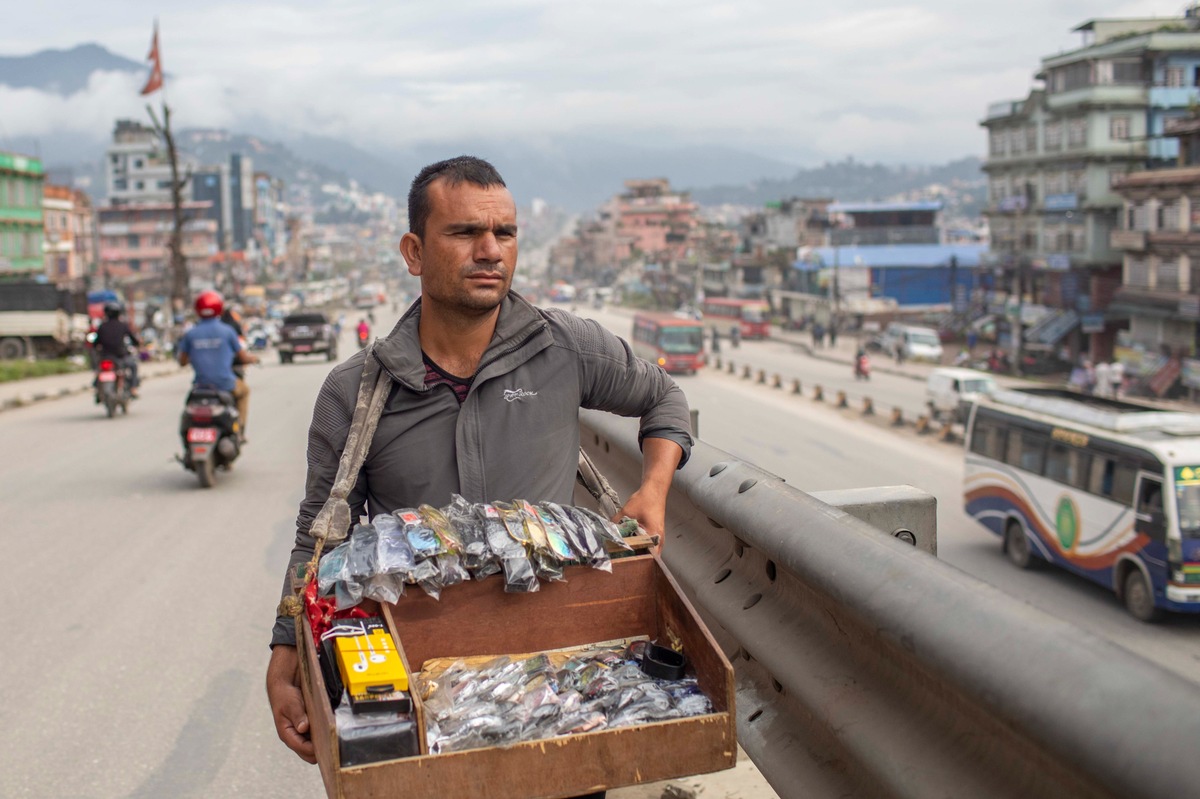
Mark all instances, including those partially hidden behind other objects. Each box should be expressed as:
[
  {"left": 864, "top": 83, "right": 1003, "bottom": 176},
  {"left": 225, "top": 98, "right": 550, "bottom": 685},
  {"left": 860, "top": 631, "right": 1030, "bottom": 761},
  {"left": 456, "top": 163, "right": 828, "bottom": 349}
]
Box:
[
  {"left": 699, "top": 298, "right": 770, "bottom": 339},
  {"left": 631, "top": 313, "right": 706, "bottom": 374},
  {"left": 964, "top": 387, "right": 1200, "bottom": 621}
]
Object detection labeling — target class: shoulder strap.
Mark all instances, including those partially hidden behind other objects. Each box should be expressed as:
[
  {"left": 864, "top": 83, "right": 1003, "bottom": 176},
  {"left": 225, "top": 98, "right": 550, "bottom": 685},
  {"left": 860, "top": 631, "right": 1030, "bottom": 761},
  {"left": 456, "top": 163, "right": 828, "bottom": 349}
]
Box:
[{"left": 308, "top": 345, "right": 392, "bottom": 556}]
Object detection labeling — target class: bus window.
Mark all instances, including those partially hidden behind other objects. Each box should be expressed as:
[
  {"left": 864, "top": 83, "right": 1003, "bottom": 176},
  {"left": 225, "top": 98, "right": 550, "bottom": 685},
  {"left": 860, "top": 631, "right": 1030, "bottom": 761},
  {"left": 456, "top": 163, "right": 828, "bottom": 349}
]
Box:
[
  {"left": 1135, "top": 476, "right": 1166, "bottom": 542},
  {"left": 1045, "top": 443, "right": 1090, "bottom": 489},
  {"left": 1006, "top": 430, "right": 1047, "bottom": 474},
  {"left": 1175, "top": 475, "right": 1200, "bottom": 538},
  {"left": 969, "top": 418, "right": 1007, "bottom": 460},
  {"left": 1087, "top": 457, "right": 1138, "bottom": 504}
]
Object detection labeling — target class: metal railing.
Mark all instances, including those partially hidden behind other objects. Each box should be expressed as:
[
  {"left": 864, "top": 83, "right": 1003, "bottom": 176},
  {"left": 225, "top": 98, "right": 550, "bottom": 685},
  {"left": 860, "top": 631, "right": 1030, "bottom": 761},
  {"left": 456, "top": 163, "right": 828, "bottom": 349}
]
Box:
[{"left": 576, "top": 409, "right": 1200, "bottom": 799}]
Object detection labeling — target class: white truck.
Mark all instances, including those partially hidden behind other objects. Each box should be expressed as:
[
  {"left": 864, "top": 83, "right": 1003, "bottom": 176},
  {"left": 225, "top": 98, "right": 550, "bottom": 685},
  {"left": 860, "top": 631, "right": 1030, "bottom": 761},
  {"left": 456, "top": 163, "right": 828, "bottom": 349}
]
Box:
[{"left": 0, "top": 282, "right": 90, "bottom": 360}]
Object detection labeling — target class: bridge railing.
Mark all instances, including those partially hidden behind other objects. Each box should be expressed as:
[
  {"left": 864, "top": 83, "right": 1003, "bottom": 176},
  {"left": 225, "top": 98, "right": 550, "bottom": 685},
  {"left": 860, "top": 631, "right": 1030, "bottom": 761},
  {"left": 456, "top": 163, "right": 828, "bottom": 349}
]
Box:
[{"left": 576, "top": 409, "right": 1199, "bottom": 799}]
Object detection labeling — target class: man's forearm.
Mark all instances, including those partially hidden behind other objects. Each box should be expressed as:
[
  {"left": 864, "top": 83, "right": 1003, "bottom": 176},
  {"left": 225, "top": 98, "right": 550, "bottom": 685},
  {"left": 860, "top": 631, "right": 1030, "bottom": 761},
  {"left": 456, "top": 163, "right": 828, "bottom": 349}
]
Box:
[{"left": 639, "top": 436, "right": 684, "bottom": 497}]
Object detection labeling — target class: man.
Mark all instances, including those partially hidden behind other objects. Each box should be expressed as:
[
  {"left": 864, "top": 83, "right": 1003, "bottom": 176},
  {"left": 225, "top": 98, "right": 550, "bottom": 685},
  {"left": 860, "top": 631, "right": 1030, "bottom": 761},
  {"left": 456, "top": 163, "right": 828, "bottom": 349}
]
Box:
[
  {"left": 177, "top": 290, "right": 258, "bottom": 440},
  {"left": 1109, "top": 359, "right": 1125, "bottom": 399},
  {"left": 266, "top": 157, "right": 693, "bottom": 795},
  {"left": 93, "top": 302, "right": 142, "bottom": 398}
]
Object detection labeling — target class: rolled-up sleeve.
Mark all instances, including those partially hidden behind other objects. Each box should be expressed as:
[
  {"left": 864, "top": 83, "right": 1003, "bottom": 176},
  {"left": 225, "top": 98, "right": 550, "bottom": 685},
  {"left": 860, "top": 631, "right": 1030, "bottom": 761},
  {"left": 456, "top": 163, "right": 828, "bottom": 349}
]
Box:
[{"left": 564, "top": 313, "right": 694, "bottom": 468}]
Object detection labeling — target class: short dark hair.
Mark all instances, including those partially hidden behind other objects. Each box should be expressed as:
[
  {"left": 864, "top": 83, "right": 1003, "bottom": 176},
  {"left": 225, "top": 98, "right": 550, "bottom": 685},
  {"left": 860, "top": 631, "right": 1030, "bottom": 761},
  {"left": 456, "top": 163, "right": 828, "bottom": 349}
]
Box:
[{"left": 407, "top": 156, "right": 507, "bottom": 238}]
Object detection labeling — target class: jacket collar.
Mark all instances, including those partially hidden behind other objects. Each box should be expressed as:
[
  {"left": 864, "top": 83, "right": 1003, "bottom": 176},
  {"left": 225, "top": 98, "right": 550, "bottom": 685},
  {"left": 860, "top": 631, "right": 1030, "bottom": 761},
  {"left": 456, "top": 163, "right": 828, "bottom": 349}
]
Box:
[{"left": 372, "top": 291, "right": 549, "bottom": 390}]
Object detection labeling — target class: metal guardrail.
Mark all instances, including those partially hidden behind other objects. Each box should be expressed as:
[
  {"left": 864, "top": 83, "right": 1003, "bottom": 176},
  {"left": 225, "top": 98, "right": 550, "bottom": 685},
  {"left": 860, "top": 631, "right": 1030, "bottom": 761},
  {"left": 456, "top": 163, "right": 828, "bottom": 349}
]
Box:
[{"left": 576, "top": 409, "right": 1200, "bottom": 799}]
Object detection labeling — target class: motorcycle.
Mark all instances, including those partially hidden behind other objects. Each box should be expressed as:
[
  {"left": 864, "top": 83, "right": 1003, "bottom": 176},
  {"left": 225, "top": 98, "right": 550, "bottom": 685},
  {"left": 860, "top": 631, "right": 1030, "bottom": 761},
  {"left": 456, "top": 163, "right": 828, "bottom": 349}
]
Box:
[
  {"left": 854, "top": 353, "right": 871, "bottom": 381},
  {"left": 95, "top": 358, "right": 132, "bottom": 417},
  {"left": 178, "top": 387, "right": 242, "bottom": 488},
  {"left": 357, "top": 327, "right": 370, "bottom": 349}
]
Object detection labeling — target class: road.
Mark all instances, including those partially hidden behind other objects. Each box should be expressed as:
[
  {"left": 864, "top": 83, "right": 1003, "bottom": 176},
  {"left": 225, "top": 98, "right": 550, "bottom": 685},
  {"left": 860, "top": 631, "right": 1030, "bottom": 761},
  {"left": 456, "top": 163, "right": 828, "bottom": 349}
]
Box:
[{"left": 1, "top": 302, "right": 1197, "bottom": 798}]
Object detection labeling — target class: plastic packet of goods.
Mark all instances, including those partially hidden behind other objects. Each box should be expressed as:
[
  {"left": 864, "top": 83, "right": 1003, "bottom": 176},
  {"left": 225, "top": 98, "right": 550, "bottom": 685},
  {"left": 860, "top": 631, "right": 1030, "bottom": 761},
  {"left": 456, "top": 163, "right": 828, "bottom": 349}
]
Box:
[
  {"left": 479, "top": 503, "right": 523, "bottom": 558},
  {"left": 335, "top": 576, "right": 364, "bottom": 610},
  {"left": 524, "top": 501, "right": 575, "bottom": 562},
  {"left": 543, "top": 502, "right": 610, "bottom": 571},
  {"left": 482, "top": 503, "right": 539, "bottom": 592},
  {"left": 572, "top": 506, "right": 633, "bottom": 552},
  {"left": 444, "top": 494, "right": 500, "bottom": 577},
  {"left": 501, "top": 556, "right": 540, "bottom": 593},
  {"left": 419, "top": 504, "right": 470, "bottom": 587},
  {"left": 317, "top": 540, "right": 351, "bottom": 595},
  {"left": 361, "top": 572, "right": 405, "bottom": 604},
  {"left": 394, "top": 508, "right": 440, "bottom": 561},
  {"left": 372, "top": 513, "right": 417, "bottom": 576},
  {"left": 346, "top": 523, "right": 381, "bottom": 580}
]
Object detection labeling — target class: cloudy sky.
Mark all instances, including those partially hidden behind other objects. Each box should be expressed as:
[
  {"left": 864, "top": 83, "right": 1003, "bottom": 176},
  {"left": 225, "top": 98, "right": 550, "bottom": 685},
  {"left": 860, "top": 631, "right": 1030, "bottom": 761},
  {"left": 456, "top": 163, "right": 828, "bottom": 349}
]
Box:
[{"left": 0, "top": 0, "right": 1185, "bottom": 165}]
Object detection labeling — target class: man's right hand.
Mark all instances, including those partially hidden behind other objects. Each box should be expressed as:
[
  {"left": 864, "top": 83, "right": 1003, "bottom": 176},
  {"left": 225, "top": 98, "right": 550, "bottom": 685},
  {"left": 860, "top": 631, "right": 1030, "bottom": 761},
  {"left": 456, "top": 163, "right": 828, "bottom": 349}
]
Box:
[{"left": 266, "top": 645, "right": 317, "bottom": 764}]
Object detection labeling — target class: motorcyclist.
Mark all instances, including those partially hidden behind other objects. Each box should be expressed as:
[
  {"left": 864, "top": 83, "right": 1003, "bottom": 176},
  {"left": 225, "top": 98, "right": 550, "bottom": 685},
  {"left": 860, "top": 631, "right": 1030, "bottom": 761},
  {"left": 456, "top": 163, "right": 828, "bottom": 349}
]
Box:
[
  {"left": 94, "top": 302, "right": 142, "bottom": 398},
  {"left": 854, "top": 347, "right": 871, "bottom": 380},
  {"left": 356, "top": 317, "right": 371, "bottom": 348},
  {"left": 177, "top": 291, "right": 258, "bottom": 443}
]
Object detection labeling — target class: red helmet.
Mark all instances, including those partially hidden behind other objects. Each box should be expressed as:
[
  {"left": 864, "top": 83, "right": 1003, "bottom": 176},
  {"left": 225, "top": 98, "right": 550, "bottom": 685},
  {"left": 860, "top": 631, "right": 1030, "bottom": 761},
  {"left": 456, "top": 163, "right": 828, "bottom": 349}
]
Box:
[{"left": 195, "top": 290, "right": 224, "bottom": 319}]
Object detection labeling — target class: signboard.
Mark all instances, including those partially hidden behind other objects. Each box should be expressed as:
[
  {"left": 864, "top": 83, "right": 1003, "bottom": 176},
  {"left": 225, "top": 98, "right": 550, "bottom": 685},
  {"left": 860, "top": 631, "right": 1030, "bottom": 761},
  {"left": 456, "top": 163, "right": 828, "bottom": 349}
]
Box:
[
  {"left": 1182, "top": 359, "right": 1200, "bottom": 390},
  {"left": 1180, "top": 296, "right": 1200, "bottom": 320},
  {"left": 1043, "top": 193, "right": 1078, "bottom": 211},
  {"left": 1046, "top": 254, "right": 1071, "bottom": 271},
  {"left": 1081, "top": 313, "right": 1106, "bottom": 333},
  {"left": 998, "top": 195, "right": 1028, "bottom": 212}
]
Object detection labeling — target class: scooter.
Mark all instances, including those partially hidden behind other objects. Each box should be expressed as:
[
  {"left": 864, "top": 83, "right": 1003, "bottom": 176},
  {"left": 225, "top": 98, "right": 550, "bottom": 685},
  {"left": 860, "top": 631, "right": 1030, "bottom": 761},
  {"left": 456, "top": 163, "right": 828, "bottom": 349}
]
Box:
[
  {"left": 178, "top": 387, "right": 241, "bottom": 488},
  {"left": 95, "top": 358, "right": 132, "bottom": 418}
]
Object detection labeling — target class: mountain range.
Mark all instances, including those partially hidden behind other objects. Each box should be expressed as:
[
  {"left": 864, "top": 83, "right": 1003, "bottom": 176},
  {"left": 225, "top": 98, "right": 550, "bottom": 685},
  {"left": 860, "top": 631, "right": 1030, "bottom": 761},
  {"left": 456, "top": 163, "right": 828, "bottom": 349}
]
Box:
[{"left": 1, "top": 43, "right": 984, "bottom": 213}]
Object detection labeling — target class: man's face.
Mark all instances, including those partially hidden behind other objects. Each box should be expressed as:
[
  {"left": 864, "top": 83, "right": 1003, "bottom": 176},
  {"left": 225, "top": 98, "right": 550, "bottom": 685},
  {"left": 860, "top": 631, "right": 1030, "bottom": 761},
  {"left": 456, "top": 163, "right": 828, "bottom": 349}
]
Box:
[{"left": 401, "top": 179, "right": 518, "bottom": 315}]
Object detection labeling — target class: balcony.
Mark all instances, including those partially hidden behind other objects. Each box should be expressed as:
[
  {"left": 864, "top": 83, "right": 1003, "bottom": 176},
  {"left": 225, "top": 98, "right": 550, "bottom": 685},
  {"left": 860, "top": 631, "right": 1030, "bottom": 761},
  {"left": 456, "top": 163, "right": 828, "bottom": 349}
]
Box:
[
  {"left": 1110, "top": 230, "right": 1146, "bottom": 251},
  {"left": 1046, "top": 83, "right": 1147, "bottom": 110},
  {"left": 830, "top": 227, "right": 939, "bottom": 246}
]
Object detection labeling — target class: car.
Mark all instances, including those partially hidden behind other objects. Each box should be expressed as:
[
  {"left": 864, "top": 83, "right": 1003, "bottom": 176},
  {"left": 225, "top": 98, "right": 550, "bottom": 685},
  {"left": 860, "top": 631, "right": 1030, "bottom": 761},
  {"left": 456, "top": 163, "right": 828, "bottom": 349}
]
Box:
[
  {"left": 925, "top": 368, "right": 997, "bottom": 422},
  {"left": 881, "top": 323, "right": 944, "bottom": 362},
  {"left": 277, "top": 312, "right": 338, "bottom": 364}
]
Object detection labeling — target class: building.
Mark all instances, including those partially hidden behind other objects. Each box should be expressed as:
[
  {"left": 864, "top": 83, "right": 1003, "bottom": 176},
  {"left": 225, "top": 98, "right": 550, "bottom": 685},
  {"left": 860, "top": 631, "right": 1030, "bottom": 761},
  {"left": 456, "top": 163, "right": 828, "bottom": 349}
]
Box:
[
  {"left": 106, "top": 120, "right": 176, "bottom": 206},
  {"left": 42, "top": 187, "right": 99, "bottom": 288},
  {"left": 0, "top": 151, "right": 45, "bottom": 277},
  {"left": 981, "top": 9, "right": 1200, "bottom": 362},
  {"left": 1110, "top": 116, "right": 1200, "bottom": 397},
  {"left": 254, "top": 172, "right": 287, "bottom": 260},
  {"left": 191, "top": 154, "right": 256, "bottom": 252},
  {"left": 615, "top": 179, "right": 698, "bottom": 266},
  {"left": 97, "top": 201, "right": 218, "bottom": 286}
]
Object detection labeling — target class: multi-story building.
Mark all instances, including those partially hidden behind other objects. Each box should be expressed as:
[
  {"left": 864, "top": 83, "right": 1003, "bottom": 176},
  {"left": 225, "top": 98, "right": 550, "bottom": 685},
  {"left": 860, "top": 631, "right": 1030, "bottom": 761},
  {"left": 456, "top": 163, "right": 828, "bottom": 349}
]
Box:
[
  {"left": 43, "top": 187, "right": 99, "bottom": 288},
  {"left": 106, "top": 120, "right": 176, "bottom": 206},
  {"left": 981, "top": 10, "right": 1200, "bottom": 362},
  {"left": 615, "top": 179, "right": 698, "bottom": 265},
  {"left": 254, "top": 172, "right": 287, "bottom": 261},
  {"left": 191, "top": 154, "right": 257, "bottom": 252},
  {"left": 97, "top": 201, "right": 218, "bottom": 286},
  {"left": 1110, "top": 116, "right": 1200, "bottom": 397},
  {"left": 0, "top": 151, "right": 45, "bottom": 277}
]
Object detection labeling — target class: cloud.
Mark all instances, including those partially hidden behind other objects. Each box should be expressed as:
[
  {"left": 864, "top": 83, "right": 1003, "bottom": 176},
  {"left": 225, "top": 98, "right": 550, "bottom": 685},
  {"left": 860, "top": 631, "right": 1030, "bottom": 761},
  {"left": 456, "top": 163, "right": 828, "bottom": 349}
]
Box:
[{"left": 0, "top": 0, "right": 1189, "bottom": 166}]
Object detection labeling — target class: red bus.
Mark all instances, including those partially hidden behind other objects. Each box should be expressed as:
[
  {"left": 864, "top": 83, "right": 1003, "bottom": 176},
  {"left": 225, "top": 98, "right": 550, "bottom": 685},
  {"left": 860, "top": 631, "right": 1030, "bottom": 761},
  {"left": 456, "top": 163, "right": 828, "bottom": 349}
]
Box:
[
  {"left": 631, "top": 313, "right": 706, "bottom": 374},
  {"left": 699, "top": 298, "right": 770, "bottom": 340}
]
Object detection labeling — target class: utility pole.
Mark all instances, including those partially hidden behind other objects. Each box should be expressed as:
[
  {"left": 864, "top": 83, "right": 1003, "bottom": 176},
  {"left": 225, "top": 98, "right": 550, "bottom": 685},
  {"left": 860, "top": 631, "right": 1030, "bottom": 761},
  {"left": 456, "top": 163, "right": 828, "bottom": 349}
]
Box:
[{"left": 1013, "top": 181, "right": 1034, "bottom": 378}]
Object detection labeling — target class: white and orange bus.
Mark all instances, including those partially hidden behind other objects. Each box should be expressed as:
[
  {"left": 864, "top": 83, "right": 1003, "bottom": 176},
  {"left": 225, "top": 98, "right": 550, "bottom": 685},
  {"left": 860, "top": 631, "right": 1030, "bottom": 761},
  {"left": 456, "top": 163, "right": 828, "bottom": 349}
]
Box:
[{"left": 631, "top": 313, "right": 706, "bottom": 375}]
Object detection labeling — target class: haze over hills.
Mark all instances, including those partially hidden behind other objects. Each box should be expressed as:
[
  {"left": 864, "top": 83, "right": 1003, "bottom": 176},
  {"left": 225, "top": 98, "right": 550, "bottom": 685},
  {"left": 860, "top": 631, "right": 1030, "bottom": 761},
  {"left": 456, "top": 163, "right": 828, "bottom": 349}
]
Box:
[{"left": 1, "top": 43, "right": 984, "bottom": 213}]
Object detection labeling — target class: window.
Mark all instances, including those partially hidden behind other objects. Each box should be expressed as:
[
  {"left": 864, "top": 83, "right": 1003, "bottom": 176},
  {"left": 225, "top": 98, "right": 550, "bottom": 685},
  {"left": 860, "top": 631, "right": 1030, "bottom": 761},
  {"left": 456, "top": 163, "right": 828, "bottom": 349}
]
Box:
[
  {"left": 1088, "top": 456, "right": 1138, "bottom": 503},
  {"left": 1111, "top": 115, "right": 1131, "bottom": 141},
  {"left": 1044, "top": 122, "right": 1063, "bottom": 151},
  {"left": 1067, "top": 119, "right": 1088, "bottom": 148},
  {"left": 1161, "top": 202, "right": 1180, "bottom": 231},
  {"left": 1045, "top": 443, "right": 1090, "bottom": 489},
  {"left": 969, "top": 417, "right": 1009, "bottom": 461},
  {"left": 1045, "top": 171, "right": 1067, "bottom": 195},
  {"left": 990, "top": 131, "right": 1007, "bottom": 157},
  {"left": 1158, "top": 258, "right": 1181, "bottom": 290},
  {"left": 1113, "top": 60, "right": 1145, "bottom": 84},
  {"left": 113, "top": 179, "right": 127, "bottom": 191},
  {"left": 1127, "top": 257, "right": 1151, "bottom": 288},
  {"left": 1166, "top": 66, "right": 1186, "bottom": 88},
  {"left": 127, "top": 234, "right": 139, "bottom": 248},
  {"left": 1137, "top": 477, "right": 1164, "bottom": 516},
  {"left": 1025, "top": 126, "right": 1037, "bottom": 152},
  {"left": 1005, "top": 430, "right": 1048, "bottom": 474}
]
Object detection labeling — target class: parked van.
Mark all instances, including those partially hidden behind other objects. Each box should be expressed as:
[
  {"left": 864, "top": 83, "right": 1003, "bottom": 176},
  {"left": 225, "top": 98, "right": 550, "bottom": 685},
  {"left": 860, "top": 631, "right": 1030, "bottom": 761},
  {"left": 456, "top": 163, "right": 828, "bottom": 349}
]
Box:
[
  {"left": 882, "top": 323, "right": 944, "bottom": 362},
  {"left": 926, "top": 367, "right": 997, "bottom": 422}
]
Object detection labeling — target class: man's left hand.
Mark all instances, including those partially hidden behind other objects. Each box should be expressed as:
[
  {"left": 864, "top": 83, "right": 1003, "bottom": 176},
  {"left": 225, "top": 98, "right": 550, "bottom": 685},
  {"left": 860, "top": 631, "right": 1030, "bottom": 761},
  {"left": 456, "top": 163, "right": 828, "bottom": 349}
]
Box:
[{"left": 615, "top": 487, "right": 668, "bottom": 550}]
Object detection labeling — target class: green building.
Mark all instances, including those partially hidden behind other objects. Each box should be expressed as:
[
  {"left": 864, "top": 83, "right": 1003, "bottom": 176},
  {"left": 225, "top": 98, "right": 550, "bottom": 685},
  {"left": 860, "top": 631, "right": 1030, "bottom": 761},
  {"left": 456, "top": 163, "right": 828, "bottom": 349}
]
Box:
[{"left": 0, "top": 151, "right": 45, "bottom": 276}]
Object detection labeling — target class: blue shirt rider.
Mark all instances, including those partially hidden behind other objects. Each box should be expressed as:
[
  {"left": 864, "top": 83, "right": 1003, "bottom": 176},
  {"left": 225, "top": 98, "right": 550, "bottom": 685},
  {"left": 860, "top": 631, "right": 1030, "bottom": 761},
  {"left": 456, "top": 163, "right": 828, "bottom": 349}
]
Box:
[{"left": 178, "top": 291, "right": 258, "bottom": 439}]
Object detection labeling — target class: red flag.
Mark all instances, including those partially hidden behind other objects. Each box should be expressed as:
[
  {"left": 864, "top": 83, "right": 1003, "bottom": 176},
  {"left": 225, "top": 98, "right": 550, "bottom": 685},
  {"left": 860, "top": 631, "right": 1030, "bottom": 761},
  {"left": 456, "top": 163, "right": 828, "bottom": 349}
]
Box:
[{"left": 140, "top": 23, "right": 163, "bottom": 96}]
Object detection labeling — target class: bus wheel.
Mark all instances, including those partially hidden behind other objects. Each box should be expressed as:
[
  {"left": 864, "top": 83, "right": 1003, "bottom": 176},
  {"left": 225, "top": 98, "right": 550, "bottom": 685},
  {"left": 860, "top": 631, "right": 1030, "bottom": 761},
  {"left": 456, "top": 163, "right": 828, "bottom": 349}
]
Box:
[
  {"left": 1004, "top": 520, "right": 1035, "bottom": 569},
  {"left": 1122, "top": 569, "right": 1161, "bottom": 623}
]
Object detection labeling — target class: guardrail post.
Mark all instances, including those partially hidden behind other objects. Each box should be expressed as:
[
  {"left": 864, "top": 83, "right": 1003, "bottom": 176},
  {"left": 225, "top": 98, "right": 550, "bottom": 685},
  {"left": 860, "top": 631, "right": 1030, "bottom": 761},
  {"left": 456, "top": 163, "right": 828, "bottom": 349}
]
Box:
[
  {"left": 915, "top": 414, "right": 931, "bottom": 434},
  {"left": 757, "top": 369, "right": 767, "bottom": 384},
  {"left": 727, "top": 361, "right": 735, "bottom": 374},
  {"left": 939, "top": 421, "right": 956, "bottom": 443},
  {"left": 862, "top": 397, "right": 874, "bottom": 416},
  {"left": 890, "top": 407, "right": 903, "bottom": 426},
  {"left": 772, "top": 374, "right": 782, "bottom": 389},
  {"left": 742, "top": 365, "right": 752, "bottom": 380},
  {"left": 812, "top": 384, "right": 823, "bottom": 402},
  {"left": 791, "top": 378, "right": 802, "bottom": 394},
  {"left": 836, "top": 390, "right": 848, "bottom": 408}
]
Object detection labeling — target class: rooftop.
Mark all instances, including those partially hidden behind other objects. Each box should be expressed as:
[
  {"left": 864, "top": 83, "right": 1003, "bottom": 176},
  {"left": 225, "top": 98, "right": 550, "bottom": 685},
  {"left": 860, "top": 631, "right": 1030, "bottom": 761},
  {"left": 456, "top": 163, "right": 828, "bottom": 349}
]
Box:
[
  {"left": 828, "top": 201, "right": 943, "bottom": 214},
  {"left": 794, "top": 243, "right": 986, "bottom": 270}
]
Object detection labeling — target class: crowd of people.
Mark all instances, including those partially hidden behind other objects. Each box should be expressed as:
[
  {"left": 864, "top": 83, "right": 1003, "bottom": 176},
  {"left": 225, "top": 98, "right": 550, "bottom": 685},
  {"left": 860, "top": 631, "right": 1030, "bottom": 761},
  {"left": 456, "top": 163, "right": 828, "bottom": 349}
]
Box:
[{"left": 1069, "top": 358, "right": 1127, "bottom": 398}]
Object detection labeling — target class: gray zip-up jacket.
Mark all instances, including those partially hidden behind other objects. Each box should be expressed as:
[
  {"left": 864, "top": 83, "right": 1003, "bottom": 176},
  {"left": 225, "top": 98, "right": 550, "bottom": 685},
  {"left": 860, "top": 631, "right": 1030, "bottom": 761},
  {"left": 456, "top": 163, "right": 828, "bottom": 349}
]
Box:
[{"left": 271, "top": 292, "right": 693, "bottom": 647}]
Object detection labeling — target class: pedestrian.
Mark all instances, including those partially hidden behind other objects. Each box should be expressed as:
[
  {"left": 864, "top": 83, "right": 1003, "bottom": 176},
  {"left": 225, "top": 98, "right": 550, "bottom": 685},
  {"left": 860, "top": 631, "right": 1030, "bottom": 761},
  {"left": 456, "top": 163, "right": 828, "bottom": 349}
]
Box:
[
  {"left": 895, "top": 340, "right": 907, "bottom": 366},
  {"left": 265, "top": 157, "right": 694, "bottom": 798},
  {"left": 813, "top": 322, "right": 824, "bottom": 349},
  {"left": 828, "top": 321, "right": 838, "bottom": 347},
  {"left": 966, "top": 329, "right": 978, "bottom": 353},
  {"left": 730, "top": 324, "right": 741, "bottom": 349},
  {"left": 711, "top": 325, "right": 721, "bottom": 354},
  {"left": 1094, "top": 360, "right": 1111, "bottom": 398},
  {"left": 1110, "top": 359, "right": 1125, "bottom": 398}
]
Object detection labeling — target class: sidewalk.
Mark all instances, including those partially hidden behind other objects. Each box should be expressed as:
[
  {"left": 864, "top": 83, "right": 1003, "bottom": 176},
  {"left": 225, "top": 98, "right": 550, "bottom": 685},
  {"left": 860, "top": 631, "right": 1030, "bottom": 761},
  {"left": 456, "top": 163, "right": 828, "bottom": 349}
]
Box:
[{"left": 0, "top": 359, "right": 184, "bottom": 411}]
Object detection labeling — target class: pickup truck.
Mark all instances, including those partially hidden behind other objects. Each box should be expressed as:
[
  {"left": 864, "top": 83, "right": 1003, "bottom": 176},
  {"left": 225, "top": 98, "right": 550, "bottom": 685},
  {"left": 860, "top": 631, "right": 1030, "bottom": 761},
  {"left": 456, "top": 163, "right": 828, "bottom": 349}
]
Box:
[{"left": 277, "top": 312, "right": 338, "bottom": 364}]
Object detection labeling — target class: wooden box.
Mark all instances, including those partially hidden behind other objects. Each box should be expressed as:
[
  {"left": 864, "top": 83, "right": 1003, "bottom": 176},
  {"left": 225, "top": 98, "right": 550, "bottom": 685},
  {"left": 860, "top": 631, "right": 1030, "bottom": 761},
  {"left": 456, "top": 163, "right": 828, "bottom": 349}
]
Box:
[{"left": 297, "top": 554, "right": 737, "bottom": 799}]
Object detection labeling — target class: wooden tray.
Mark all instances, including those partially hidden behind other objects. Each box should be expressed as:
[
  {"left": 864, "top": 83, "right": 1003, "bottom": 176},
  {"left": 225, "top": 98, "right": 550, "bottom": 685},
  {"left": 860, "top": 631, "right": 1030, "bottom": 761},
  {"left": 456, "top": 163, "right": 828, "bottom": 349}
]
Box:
[{"left": 298, "top": 554, "right": 737, "bottom": 799}]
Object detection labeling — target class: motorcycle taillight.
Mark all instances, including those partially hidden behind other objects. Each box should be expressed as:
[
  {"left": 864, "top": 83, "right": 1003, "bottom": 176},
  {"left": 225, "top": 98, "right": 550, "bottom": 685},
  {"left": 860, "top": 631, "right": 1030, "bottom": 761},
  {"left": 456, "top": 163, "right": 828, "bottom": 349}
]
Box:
[
  {"left": 186, "top": 404, "right": 214, "bottom": 422},
  {"left": 99, "top": 360, "right": 115, "bottom": 371}
]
